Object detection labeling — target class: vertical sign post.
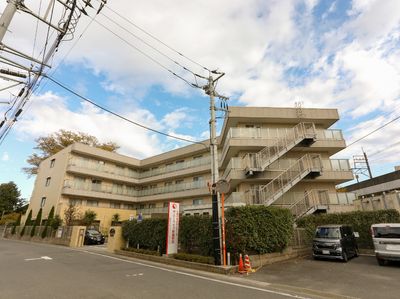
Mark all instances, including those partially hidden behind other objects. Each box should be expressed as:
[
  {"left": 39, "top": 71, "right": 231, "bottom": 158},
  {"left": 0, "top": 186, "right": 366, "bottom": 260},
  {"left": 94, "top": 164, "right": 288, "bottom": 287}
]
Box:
[{"left": 166, "top": 202, "right": 180, "bottom": 255}]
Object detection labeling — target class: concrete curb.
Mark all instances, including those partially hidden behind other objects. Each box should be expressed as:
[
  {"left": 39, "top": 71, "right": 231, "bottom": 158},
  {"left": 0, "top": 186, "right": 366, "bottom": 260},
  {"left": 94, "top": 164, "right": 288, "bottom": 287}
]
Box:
[{"left": 115, "top": 250, "right": 237, "bottom": 274}]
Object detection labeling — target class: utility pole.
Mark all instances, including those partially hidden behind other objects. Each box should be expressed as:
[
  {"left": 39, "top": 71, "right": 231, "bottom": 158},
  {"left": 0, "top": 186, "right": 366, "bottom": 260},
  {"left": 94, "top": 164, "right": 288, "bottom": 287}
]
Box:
[
  {"left": 203, "top": 71, "right": 228, "bottom": 266},
  {"left": 0, "top": 0, "right": 20, "bottom": 42},
  {"left": 363, "top": 149, "right": 373, "bottom": 179}
]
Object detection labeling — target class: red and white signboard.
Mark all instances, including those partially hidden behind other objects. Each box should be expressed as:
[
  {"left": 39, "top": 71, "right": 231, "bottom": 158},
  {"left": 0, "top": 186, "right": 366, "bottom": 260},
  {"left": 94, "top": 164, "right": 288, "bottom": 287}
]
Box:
[{"left": 166, "top": 202, "right": 180, "bottom": 255}]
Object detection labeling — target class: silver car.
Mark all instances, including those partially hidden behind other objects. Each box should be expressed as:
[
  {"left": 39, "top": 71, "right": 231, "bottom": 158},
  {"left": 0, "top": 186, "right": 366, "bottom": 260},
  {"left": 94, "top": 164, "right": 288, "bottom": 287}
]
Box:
[{"left": 371, "top": 223, "right": 400, "bottom": 266}]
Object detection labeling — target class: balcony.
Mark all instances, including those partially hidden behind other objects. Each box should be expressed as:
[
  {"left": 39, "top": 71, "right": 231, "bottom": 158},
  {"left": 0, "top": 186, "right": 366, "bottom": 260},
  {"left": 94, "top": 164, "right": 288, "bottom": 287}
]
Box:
[
  {"left": 140, "top": 156, "right": 211, "bottom": 179},
  {"left": 62, "top": 180, "right": 138, "bottom": 202},
  {"left": 226, "top": 191, "right": 356, "bottom": 206},
  {"left": 67, "top": 159, "right": 139, "bottom": 183},
  {"left": 220, "top": 127, "right": 346, "bottom": 165},
  {"left": 222, "top": 157, "right": 353, "bottom": 184}
]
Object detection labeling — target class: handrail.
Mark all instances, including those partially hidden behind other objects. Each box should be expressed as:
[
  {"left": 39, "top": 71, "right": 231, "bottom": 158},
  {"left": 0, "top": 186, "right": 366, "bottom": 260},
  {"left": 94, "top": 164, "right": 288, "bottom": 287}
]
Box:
[
  {"left": 242, "top": 122, "right": 316, "bottom": 172},
  {"left": 245, "top": 154, "right": 322, "bottom": 206}
]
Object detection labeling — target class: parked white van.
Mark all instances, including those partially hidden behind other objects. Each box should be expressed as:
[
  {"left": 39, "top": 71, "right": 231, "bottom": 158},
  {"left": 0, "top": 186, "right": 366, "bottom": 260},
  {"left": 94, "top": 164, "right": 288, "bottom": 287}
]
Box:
[{"left": 371, "top": 223, "right": 400, "bottom": 266}]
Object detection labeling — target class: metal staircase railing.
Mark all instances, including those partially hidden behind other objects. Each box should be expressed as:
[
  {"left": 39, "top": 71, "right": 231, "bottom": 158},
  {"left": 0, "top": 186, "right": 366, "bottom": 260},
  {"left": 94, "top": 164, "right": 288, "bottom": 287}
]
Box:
[
  {"left": 242, "top": 122, "right": 316, "bottom": 175},
  {"left": 289, "top": 190, "right": 329, "bottom": 219},
  {"left": 245, "top": 154, "right": 322, "bottom": 206}
]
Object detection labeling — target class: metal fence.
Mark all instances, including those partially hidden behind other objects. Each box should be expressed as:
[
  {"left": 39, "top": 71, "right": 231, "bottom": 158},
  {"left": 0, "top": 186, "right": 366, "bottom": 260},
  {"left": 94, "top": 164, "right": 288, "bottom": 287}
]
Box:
[{"left": 290, "top": 228, "right": 311, "bottom": 248}]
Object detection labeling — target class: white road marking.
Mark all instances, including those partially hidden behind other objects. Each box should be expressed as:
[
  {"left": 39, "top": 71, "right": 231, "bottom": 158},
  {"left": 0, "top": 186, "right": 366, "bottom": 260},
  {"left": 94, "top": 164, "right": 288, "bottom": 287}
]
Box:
[
  {"left": 24, "top": 256, "right": 53, "bottom": 261},
  {"left": 82, "top": 250, "right": 310, "bottom": 299},
  {"left": 125, "top": 273, "right": 144, "bottom": 277}
]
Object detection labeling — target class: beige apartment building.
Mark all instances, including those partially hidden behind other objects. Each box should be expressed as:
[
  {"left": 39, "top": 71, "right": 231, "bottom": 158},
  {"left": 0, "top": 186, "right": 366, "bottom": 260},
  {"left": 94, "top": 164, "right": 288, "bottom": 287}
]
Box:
[{"left": 26, "top": 106, "right": 356, "bottom": 230}]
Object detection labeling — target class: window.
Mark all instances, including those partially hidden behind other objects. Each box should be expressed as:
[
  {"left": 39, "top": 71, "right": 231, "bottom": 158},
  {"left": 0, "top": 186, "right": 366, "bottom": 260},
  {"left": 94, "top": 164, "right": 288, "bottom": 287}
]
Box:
[
  {"left": 139, "top": 204, "right": 145, "bottom": 209},
  {"left": 110, "top": 202, "right": 121, "bottom": 209},
  {"left": 203, "top": 212, "right": 209, "bottom": 216},
  {"left": 45, "top": 177, "right": 51, "bottom": 187},
  {"left": 175, "top": 180, "right": 184, "bottom": 185},
  {"left": 50, "top": 159, "right": 55, "bottom": 168},
  {"left": 87, "top": 200, "right": 98, "bottom": 207},
  {"left": 124, "top": 204, "right": 135, "bottom": 210},
  {"left": 91, "top": 179, "right": 102, "bottom": 192},
  {"left": 165, "top": 182, "right": 173, "bottom": 186},
  {"left": 193, "top": 176, "right": 203, "bottom": 182},
  {"left": 163, "top": 202, "right": 169, "bottom": 208},
  {"left": 193, "top": 199, "right": 203, "bottom": 205},
  {"left": 40, "top": 197, "right": 46, "bottom": 208},
  {"left": 149, "top": 203, "right": 156, "bottom": 209},
  {"left": 70, "top": 199, "right": 82, "bottom": 206},
  {"left": 193, "top": 155, "right": 203, "bottom": 160}
]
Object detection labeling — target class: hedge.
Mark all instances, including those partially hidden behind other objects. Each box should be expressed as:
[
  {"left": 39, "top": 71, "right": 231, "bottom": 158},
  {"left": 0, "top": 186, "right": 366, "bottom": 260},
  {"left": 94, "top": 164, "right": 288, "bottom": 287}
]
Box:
[
  {"left": 122, "top": 218, "right": 167, "bottom": 252},
  {"left": 179, "top": 216, "right": 213, "bottom": 256},
  {"left": 174, "top": 253, "right": 214, "bottom": 265},
  {"left": 122, "top": 206, "right": 294, "bottom": 256},
  {"left": 226, "top": 206, "right": 294, "bottom": 254},
  {"left": 296, "top": 209, "right": 400, "bottom": 249}
]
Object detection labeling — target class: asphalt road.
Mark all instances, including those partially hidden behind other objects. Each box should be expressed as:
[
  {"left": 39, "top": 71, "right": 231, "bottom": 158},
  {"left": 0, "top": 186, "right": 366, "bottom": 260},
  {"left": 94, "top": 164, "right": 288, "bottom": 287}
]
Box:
[
  {"left": 0, "top": 238, "right": 330, "bottom": 299},
  {"left": 248, "top": 255, "right": 400, "bottom": 299}
]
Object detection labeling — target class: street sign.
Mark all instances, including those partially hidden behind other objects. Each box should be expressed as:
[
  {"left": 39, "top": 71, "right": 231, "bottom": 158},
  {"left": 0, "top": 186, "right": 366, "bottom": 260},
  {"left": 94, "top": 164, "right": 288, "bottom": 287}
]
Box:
[{"left": 166, "top": 202, "right": 180, "bottom": 255}]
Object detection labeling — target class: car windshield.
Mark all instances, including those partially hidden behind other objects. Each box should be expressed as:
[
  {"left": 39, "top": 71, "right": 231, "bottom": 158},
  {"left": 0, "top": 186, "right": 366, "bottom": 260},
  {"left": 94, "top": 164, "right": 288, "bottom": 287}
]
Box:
[
  {"left": 373, "top": 227, "right": 400, "bottom": 238},
  {"left": 315, "top": 227, "right": 341, "bottom": 239},
  {"left": 87, "top": 230, "right": 100, "bottom": 235}
]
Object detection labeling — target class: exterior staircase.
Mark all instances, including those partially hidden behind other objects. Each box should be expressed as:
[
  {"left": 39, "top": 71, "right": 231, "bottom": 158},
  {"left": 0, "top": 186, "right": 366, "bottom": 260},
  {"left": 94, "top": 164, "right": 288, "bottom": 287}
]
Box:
[
  {"left": 242, "top": 122, "right": 316, "bottom": 176},
  {"left": 245, "top": 154, "right": 322, "bottom": 206},
  {"left": 289, "top": 190, "right": 329, "bottom": 219}
]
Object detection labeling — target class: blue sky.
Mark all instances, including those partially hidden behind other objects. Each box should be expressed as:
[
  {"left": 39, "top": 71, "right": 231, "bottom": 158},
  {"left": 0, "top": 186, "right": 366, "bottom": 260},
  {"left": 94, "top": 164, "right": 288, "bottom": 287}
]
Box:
[{"left": 1, "top": 0, "right": 400, "bottom": 199}]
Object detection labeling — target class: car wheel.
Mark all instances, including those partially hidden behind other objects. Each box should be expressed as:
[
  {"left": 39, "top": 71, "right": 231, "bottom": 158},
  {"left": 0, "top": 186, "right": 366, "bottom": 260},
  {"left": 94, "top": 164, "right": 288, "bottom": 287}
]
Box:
[
  {"left": 377, "top": 258, "right": 385, "bottom": 266},
  {"left": 342, "top": 251, "right": 348, "bottom": 262}
]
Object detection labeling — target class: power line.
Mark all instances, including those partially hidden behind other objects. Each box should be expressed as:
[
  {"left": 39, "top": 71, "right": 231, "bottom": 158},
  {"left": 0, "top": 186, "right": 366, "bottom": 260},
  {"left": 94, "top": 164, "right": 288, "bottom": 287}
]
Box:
[
  {"left": 98, "top": 12, "right": 205, "bottom": 80},
  {"left": 346, "top": 113, "right": 400, "bottom": 148},
  {"left": 45, "top": 75, "right": 208, "bottom": 148},
  {"left": 93, "top": 19, "right": 201, "bottom": 89},
  {"left": 96, "top": 0, "right": 211, "bottom": 73}
]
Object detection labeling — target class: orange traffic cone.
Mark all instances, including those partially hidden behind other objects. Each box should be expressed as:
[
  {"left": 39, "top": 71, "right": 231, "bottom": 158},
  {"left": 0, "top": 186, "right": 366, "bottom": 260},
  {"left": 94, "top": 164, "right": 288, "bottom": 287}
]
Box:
[
  {"left": 244, "top": 254, "right": 255, "bottom": 273},
  {"left": 238, "top": 254, "right": 246, "bottom": 273}
]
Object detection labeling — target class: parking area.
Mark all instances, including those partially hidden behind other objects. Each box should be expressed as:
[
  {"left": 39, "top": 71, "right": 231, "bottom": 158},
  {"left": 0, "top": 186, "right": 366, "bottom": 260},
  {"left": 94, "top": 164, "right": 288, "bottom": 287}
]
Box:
[{"left": 248, "top": 255, "right": 399, "bottom": 299}]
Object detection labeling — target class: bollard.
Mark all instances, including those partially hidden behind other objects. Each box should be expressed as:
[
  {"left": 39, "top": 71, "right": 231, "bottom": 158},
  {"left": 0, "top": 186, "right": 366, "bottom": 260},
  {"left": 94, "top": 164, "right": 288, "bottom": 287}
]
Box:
[
  {"left": 137, "top": 243, "right": 140, "bottom": 249},
  {"left": 227, "top": 252, "right": 231, "bottom": 266}
]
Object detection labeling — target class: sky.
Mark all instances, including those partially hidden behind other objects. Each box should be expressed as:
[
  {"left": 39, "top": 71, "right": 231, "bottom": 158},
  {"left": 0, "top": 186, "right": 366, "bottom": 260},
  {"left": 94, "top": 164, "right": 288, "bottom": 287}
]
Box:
[{"left": 0, "top": 0, "right": 400, "bottom": 200}]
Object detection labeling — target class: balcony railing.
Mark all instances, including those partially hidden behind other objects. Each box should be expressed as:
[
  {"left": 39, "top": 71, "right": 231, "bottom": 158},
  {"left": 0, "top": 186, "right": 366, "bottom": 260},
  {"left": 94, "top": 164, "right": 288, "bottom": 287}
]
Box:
[
  {"left": 68, "top": 158, "right": 139, "bottom": 179},
  {"left": 68, "top": 156, "right": 211, "bottom": 180},
  {"left": 140, "top": 156, "right": 211, "bottom": 178},
  {"left": 138, "top": 180, "right": 207, "bottom": 196},
  {"left": 63, "top": 180, "right": 138, "bottom": 197},
  {"left": 221, "top": 127, "right": 344, "bottom": 161},
  {"left": 63, "top": 179, "right": 208, "bottom": 198}
]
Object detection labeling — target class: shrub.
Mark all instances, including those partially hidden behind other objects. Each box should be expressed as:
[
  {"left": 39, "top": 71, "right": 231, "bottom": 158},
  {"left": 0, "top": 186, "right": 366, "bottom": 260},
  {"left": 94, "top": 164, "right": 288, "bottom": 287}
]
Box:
[
  {"left": 296, "top": 209, "right": 400, "bottom": 249},
  {"left": 179, "top": 216, "right": 213, "bottom": 256},
  {"left": 51, "top": 215, "right": 62, "bottom": 230},
  {"left": 31, "top": 208, "right": 42, "bottom": 237},
  {"left": 174, "top": 253, "right": 214, "bottom": 265},
  {"left": 11, "top": 213, "right": 21, "bottom": 235},
  {"left": 42, "top": 206, "right": 55, "bottom": 238},
  {"left": 225, "top": 206, "right": 294, "bottom": 255},
  {"left": 20, "top": 210, "right": 33, "bottom": 237},
  {"left": 0, "top": 212, "right": 20, "bottom": 225},
  {"left": 122, "top": 218, "right": 168, "bottom": 252},
  {"left": 123, "top": 247, "right": 161, "bottom": 256},
  {"left": 80, "top": 210, "right": 97, "bottom": 226}
]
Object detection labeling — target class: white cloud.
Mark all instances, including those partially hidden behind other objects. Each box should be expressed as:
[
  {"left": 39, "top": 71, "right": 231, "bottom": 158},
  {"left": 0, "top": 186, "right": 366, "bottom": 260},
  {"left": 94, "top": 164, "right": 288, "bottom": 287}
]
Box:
[
  {"left": 14, "top": 92, "right": 200, "bottom": 159},
  {"left": 1, "top": 152, "right": 9, "bottom": 161}
]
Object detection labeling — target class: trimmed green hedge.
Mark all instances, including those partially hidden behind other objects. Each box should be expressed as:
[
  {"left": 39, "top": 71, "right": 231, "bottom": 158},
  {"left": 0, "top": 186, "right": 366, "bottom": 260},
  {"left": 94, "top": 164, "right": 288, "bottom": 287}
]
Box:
[
  {"left": 122, "top": 206, "right": 294, "bottom": 256},
  {"left": 297, "top": 209, "right": 400, "bottom": 249},
  {"left": 226, "top": 206, "right": 294, "bottom": 254},
  {"left": 179, "top": 216, "right": 213, "bottom": 256},
  {"left": 123, "top": 247, "right": 161, "bottom": 256},
  {"left": 174, "top": 253, "right": 214, "bottom": 264},
  {"left": 122, "top": 218, "right": 167, "bottom": 252}
]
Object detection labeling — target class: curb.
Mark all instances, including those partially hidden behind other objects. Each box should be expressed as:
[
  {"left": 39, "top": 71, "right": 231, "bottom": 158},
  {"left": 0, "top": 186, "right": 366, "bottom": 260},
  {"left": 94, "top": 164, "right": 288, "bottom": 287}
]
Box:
[{"left": 115, "top": 250, "right": 237, "bottom": 275}]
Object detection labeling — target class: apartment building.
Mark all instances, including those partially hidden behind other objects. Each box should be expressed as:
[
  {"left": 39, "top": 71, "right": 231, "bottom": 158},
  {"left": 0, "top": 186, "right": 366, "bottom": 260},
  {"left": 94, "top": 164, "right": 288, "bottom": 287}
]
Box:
[{"left": 26, "top": 106, "right": 356, "bottom": 230}]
